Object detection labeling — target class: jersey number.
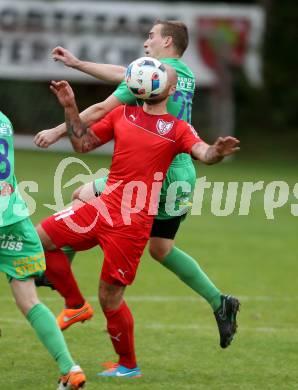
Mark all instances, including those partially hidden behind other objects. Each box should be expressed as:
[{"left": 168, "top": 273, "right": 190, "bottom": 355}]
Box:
[
  {"left": 0, "top": 139, "right": 11, "bottom": 180},
  {"left": 173, "top": 91, "right": 193, "bottom": 122}
]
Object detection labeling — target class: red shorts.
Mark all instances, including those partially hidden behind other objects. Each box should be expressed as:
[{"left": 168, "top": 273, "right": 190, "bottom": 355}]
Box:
[{"left": 41, "top": 201, "right": 150, "bottom": 286}]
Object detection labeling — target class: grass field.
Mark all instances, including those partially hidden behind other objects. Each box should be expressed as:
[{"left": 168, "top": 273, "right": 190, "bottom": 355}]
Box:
[{"left": 0, "top": 149, "right": 297, "bottom": 390}]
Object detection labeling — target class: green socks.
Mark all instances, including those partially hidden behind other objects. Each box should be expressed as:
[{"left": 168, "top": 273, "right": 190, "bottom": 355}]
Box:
[
  {"left": 162, "top": 247, "right": 222, "bottom": 311},
  {"left": 62, "top": 246, "right": 76, "bottom": 264},
  {"left": 62, "top": 245, "right": 222, "bottom": 311},
  {"left": 26, "top": 303, "right": 74, "bottom": 374}
]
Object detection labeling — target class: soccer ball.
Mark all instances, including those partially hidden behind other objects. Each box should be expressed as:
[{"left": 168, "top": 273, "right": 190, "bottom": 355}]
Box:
[{"left": 125, "top": 57, "right": 168, "bottom": 99}]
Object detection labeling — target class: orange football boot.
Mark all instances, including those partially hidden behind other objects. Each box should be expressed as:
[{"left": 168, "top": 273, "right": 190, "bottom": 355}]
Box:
[
  {"left": 57, "top": 301, "right": 94, "bottom": 331},
  {"left": 57, "top": 365, "right": 86, "bottom": 389}
]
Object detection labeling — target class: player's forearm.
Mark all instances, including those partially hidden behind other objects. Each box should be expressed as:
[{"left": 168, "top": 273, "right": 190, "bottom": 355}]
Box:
[
  {"left": 79, "top": 103, "right": 107, "bottom": 127},
  {"left": 53, "top": 103, "right": 106, "bottom": 138},
  {"left": 65, "top": 103, "right": 101, "bottom": 153},
  {"left": 52, "top": 122, "right": 68, "bottom": 137},
  {"left": 64, "top": 103, "right": 87, "bottom": 152},
  {"left": 73, "top": 61, "right": 126, "bottom": 84},
  {"left": 192, "top": 142, "right": 223, "bottom": 165},
  {"left": 203, "top": 145, "right": 224, "bottom": 164}
]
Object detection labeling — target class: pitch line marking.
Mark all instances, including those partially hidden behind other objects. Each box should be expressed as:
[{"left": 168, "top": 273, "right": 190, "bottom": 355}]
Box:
[
  {"left": 0, "top": 295, "right": 297, "bottom": 302},
  {"left": 0, "top": 317, "right": 297, "bottom": 334}
]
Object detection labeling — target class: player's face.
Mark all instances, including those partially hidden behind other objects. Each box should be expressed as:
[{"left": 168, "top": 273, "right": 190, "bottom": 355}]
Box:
[{"left": 143, "top": 24, "right": 166, "bottom": 59}]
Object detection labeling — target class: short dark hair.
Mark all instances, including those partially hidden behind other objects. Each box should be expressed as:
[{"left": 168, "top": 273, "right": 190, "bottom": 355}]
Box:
[{"left": 154, "top": 20, "right": 189, "bottom": 56}]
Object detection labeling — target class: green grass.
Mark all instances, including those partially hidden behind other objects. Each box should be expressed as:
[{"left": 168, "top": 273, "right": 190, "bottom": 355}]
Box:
[{"left": 0, "top": 150, "right": 297, "bottom": 390}]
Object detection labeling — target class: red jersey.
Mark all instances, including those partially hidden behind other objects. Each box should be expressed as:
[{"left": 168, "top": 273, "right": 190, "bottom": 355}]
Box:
[{"left": 91, "top": 105, "right": 201, "bottom": 226}]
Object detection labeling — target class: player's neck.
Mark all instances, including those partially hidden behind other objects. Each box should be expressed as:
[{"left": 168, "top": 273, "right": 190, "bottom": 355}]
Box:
[
  {"left": 143, "top": 101, "right": 168, "bottom": 115},
  {"left": 157, "top": 49, "right": 180, "bottom": 60}
]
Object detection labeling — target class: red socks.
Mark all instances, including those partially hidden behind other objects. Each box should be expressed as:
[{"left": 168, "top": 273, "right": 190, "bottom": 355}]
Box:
[
  {"left": 45, "top": 251, "right": 137, "bottom": 368},
  {"left": 103, "top": 301, "right": 136, "bottom": 368},
  {"left": 44, "top": 249, "right": 85, "bottom": 308}
]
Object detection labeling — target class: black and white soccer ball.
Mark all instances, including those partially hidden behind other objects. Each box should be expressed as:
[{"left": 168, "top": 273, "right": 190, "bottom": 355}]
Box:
[{"left": 125, "top": 57, "right": 168, "bottom": 99}]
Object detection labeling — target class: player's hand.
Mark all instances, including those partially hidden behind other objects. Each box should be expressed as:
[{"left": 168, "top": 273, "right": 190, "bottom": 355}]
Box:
[
  {"left": 34, "top": 128, "right": 62, "bottom": 148},
  {"left": 52, "top": 46, "right": 80, "bottom": 68},
  {"left": 213, "top": 136, "right": 240, "bottom": 157},
  {"left": 50, "top": 80, "right": 75, "bottom": 108}
]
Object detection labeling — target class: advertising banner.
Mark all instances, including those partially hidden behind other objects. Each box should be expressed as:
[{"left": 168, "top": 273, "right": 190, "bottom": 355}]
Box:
[{"left": 0, "top": 1, "right": 264, "bottom": 86}]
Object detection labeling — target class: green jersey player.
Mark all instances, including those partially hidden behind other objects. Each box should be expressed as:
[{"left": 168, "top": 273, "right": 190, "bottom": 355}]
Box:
[
  {"left": 0, "top": 112, "right": 86, "bottom": 388},
  {"left": 35, "top": 20, "right": 240, "bottom": 349}
]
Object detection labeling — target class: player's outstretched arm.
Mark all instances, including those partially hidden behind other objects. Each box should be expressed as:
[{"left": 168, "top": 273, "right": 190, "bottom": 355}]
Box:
[
  {"left": 191, "top": 136, "right": 240, "bottom": 164},
  {"left": 34, "top": 94, "right": 122, "bottom": 148},
  {"left": 52, "top": 46, "right": 126, "bottom": 84},
  {"left": 50, "top": 80, "right": 103, "bottom": 153}
]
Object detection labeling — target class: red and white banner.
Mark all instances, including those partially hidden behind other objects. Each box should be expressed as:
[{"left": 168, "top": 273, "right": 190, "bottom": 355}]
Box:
[{"left": 0, "top": 1, "right": 265, "bottom": 86}]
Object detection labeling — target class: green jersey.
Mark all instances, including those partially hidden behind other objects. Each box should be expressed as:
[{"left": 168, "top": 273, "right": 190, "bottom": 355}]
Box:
[
  {"left": 0, "top": 112, "right": 28, "bottom": 227},
  {"left": 114, "top": 58, "right": 196, "bottom": 166}
]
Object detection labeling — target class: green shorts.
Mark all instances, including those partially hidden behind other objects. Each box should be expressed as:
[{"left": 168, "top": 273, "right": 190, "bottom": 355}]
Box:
[
  {"left": 0, "top": 218, "right": 46, "bottom": 281},
  {"left": 94, "top": 162, "right": 196, "bottom": 220}
]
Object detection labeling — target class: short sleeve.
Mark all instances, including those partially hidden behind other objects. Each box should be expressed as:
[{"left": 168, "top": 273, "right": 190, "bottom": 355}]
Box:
[
  {"left": 90, "top": 106, "right": 123, "bottom": 145},
  {"left": 176, "top": 123, "right": 202, "bottom": 154},
  {"left": 113, "top": 81, "right": 138, "bottom": 104}
]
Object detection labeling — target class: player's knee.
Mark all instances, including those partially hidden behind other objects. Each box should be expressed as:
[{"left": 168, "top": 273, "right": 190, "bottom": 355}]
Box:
[
  {"left": 15, "top": 296, "right": 39, "bottom": 316},
  {"left": 72, "top": 182, "right": 97, "bottom": 202},
  {"left": 71, "top": 186, "right": 82, "bottom": 201},
  {"left": 99, "top": 286, "right": 108, "bottom": 309},
  {"left": 98, "top": 280, "right": 124, "bottom": 310},
  {"left": 35, "top": 224, "right": 56, "bottom": 251},
  {"left": 149, "top": 242, "right": 172, "bottom": 262},
  {"left": 99, "top": 291, "right": 121, "bottom": 311}
]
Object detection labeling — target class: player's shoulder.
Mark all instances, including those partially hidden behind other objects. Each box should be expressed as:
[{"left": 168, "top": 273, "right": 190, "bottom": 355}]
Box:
[
  {"left": 110, "top": 104, "right": 125, "bottom": 117},
  {"left": 174, "top": 117, "right": 190, "bottom": 130},
  {"left": 176, "top": 119, "right": 199, "bottom": 137},
  {"left": 114, "top": 80, "right": 137, "bottom": 104},
  {"left": 160, "top": 58, "right": 195, "bottom": 78},
  {"left": 114, "top": 80, "right": 128, "bottom": 96}
]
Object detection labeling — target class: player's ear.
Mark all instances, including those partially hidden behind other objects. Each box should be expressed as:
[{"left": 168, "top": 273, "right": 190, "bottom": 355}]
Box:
[
  {"left": 163, "top": 36, "right": 172, "bottom": 48},
  {"left": 168, "top": 84, "right": 176, "bottom": 96}
]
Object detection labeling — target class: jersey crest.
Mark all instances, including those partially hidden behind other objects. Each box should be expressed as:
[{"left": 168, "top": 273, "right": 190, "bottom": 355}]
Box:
[{"left": 156, "top": 119, "right": 174, "bottom": 135}]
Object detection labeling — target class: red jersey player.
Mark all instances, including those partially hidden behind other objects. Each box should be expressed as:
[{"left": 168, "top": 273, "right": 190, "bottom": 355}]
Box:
[{"left": 36, "top": 64, "right": 240, "bottom": 378}]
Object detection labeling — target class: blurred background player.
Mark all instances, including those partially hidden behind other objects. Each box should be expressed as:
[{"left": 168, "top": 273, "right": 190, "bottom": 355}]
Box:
[
  {"left": 0, "top": 111, "right": 86, "bottom": 389},
  {"left": 35, "top": 20, "right": 240, "bottom": 349},
  {"left": 36, "top": 62, "right": 240, "bottom": 377}
]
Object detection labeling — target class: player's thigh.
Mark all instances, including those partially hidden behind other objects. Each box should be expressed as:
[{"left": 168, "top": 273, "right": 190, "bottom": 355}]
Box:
[
  {"left": 99, "top": 224, "right": 148, "bottom": 286},
  {"left": 0, "top": 218, "right": 46, "bottom": 281},
  {"left": 40, "top": 201, "right": 99, "bottom": 249},
  {"left": 150, "top": 215, "right": 182, "bottom": 239},
  {"left": 149, "top": 216, "right": 183, "bottom": 260}
]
